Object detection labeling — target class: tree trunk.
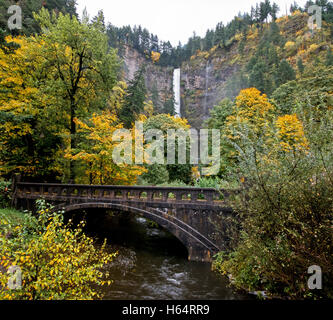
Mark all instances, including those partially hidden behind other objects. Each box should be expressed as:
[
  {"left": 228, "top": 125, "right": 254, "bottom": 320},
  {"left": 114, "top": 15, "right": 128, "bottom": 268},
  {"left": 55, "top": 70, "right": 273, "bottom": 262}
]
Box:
[{"left": 69, "top": 98, "right": 76, "bottom": 182}]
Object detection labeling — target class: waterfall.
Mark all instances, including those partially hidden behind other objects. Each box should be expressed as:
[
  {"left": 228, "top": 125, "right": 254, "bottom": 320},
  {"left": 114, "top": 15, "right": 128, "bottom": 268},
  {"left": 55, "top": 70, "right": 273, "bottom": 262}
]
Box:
[
  {"left": 173, "top": 68, "right": 181, "bottom": 117},
  {"left": 204, "top": 61, "right": 210, "bottom": 116}
]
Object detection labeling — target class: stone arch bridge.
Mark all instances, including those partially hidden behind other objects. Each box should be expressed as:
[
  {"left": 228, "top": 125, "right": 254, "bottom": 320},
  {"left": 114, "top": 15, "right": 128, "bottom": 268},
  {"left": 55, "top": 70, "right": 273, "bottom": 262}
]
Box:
[{"left": 12, "top": 181, "right": 236, "bottom": 262}]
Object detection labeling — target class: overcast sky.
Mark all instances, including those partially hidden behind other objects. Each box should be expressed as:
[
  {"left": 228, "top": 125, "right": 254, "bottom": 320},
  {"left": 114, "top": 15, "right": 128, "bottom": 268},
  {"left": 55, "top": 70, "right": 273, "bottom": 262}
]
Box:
[{"left": 76, "top": 0, "right": 308, "bottom": 46}]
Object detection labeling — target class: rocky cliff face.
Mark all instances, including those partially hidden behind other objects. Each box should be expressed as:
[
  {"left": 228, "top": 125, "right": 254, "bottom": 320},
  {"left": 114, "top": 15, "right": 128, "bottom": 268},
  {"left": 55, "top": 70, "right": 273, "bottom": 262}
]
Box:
[
  {"left": 121, "top": 45, "right": 174, "bottom": 113},
  {"left": 119, "top": 12, "right": 331, "bottom": 129},
  {"left": 121, "top": 44, "right": 240, "bottom": 128},
  {"left": 180, "top": 43, "right": 241, "bottom": 129}
]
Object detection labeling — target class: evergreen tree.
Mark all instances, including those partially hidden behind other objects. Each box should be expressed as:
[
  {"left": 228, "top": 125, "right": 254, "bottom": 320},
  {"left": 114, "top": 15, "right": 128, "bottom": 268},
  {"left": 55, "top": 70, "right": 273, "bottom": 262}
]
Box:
[
  {"left": 271, "top": 2, "right": 280, "bottom": 20},
  {"left": 275, "top": 59, "right": 296, "bottom": 88},
  {"left": 269, "top": 21, "right": 282, "bottom": 45},
  {"left": 151, "top": 84, "right": 160, "bottom": 112},
  {"left": 326, "top": 47, "right": 333, "bottom": 66},
  {"left": 0, "top": 0, "right": 77, "bottom": 38},
  {"left": 238, "top": 29, "right": 247, "bottom": 55},
  {"left": 297, "top": 57, "right": 305, "bottom": 74},
  {"left": 91, "top": 10, "right": 106, "bottom": 32},
  {"left": 249, "top": 59, "right": 273, "bottom": 94},
  {"left": 163, "top": 98, "right": 175, "bottom": 115},
  {"left": 119, "top": 67, "right": 147, "bottom": 128}
]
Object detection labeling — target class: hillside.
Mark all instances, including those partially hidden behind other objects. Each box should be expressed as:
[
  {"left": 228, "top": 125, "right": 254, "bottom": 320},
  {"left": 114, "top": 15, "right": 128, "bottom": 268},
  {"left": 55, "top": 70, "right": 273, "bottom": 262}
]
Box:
[
  {"left": 0, "top": 0, "right": 332, "bottom": 301},
  {"left": 1, "top": 2, "right": 332, "bottom": 128},
  {"left": 180, "top": 10, "right": 333, "bottom": 127},
  {"left": 112, "top": 7, "right": 333, "bottom": 128}
]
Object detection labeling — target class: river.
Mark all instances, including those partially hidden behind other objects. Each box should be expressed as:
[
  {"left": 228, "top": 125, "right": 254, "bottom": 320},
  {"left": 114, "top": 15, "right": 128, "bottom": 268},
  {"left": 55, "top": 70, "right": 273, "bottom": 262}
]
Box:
[{"left": 81, "top": 210, "right": 249, "bottom": 300}]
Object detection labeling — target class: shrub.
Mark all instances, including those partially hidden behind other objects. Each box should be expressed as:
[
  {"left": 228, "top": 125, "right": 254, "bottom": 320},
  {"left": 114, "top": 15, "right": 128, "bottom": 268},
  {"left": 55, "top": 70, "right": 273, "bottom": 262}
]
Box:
[
  {"left": 214, "top": 91, "right": 333, "bottom": 299},
  {"left": 0, "top": 180, "right": 11, "bottom": 209},
  {"left": 194, "top": 177, "right": 222, "bottom": 190},
  {"left": 141, "top": 164, "right": 169, "bottom": 185},
  {"left": 0, "top": 200, "right": 116, "bottom": 300}
]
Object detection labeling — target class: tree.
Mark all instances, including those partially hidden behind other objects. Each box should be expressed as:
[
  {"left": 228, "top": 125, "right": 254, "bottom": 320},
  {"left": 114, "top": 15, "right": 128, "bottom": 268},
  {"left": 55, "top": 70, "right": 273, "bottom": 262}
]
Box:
[
  {"left": 214, "top": 89, "right": 333, "bottom": 299},
  {"left": 204, "top": 98, "right": 233, "bottom": 130},
  {"left": 269, "top": 21, "right": 282, "bottom": 45},
  {"left": 297, "top": 57, "right": 305, "bottom": 74},
  {"left": 225, "top": 88, "right": 275, "bottom": 145},
  {"left": 275, "top": 114, "right": 309, "bottom": 152},
  {"left": 0, "top": 0, "right": 77, "bottom": 39},
  {"left": 150, "top": 83, "right": 160, "bottom": 112},
  {"left": 271, "top": 2, "right": 280, "bottom": 20},
  {"left": 326, "top": 47, "right": 333, "bottom": 66},
  {"left": 248, "top": 59, "right": 274, "bottom": 94},
  {"left": 65, "top": 111, "right": 146, "bottom": 185},
  {"left": 163, "top": 98, "right": 175, "bottom": 115},
  {"left": 272, "top": 66, "right": 333, "bottom": 117},
  {"left": 34, "top": 9, "right": 120, "bottom": 181},
  {"left": 275, "top": 59, "right": 296, "bottom": 88},
  {"left": 0, "top": 36, "right": 61, "bottom": 180},
  {"left": 290, "top": 1, "right": 301, "bottom": 13},
  {"left": 119, "top": 67, "right": 146, "bottom": 128},
  {"left": 143, "top": 114, "right": 192, "bottom": 184},
  {"left": 151, "top": 51, "right": 161, "bottom": 63}
]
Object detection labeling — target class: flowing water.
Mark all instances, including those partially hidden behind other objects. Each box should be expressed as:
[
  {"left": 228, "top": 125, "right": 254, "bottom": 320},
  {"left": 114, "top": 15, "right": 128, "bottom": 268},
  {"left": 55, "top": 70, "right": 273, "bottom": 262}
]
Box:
[
  {"left": 80, "top": 210, "right": 250, "bottom": 300},
  {"left": 173, "top": 68, "right": 181, "bottom": 117}
]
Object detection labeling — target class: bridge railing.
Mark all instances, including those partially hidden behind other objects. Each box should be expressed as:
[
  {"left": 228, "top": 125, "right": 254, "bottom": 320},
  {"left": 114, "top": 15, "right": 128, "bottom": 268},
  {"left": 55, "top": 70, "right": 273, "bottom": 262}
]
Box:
[{"left": 14, "top": 182, "right": 227, "bottom": 204}]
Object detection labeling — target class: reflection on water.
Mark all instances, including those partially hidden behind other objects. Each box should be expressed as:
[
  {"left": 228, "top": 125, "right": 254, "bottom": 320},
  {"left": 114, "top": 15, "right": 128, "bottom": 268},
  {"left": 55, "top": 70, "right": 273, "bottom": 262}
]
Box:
[{"left": 80, "top": 210, "right": 250, "bottom": 300}]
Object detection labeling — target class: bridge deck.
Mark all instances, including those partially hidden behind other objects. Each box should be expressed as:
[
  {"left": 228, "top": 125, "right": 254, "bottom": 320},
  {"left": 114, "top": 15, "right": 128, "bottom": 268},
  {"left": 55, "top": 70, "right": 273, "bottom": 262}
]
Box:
[
  {"left": 11, "top": 181, "right": 237, "bottom": 262},
  {"left": 13, "top": 182, "right": 232, "bottom": 210}
]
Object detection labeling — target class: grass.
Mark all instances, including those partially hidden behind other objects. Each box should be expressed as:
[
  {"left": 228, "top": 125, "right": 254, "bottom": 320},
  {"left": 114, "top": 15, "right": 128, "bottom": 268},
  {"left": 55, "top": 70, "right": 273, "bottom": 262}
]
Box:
[
  {"left": 0, "top": 208, "right": 35, "bottom": 236},
  {"left": 0, "top": 208, "right": 26, "bottom": 225}
]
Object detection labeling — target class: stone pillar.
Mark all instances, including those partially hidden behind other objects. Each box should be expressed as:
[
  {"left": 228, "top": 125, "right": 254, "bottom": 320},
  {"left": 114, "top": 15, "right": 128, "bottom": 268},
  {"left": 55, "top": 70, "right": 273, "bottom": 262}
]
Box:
[{"left": 188, "top": 246, "right": 212, "bottom": 263}]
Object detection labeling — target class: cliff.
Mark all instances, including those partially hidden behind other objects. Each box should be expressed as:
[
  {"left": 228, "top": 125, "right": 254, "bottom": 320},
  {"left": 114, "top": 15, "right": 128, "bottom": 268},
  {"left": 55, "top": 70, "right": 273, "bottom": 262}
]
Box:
[
  {"left": 121, "top": 45, "right": 174, "bottom": 114},
  {"left": 180, "top": 45, "right": 241, "bottom": 128},
  {"left": 120, "top": 12, "right": 332, "bottom": 129}
]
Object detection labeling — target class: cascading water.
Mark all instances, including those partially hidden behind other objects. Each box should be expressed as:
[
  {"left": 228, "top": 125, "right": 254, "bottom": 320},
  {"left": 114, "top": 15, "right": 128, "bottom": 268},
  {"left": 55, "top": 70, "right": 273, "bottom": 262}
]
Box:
[
  {"left": 204, "top": 61, "right": 211, "bottom": 116},
  {"left": 173, "top": 68, "right": 181, "bottom": 117}
]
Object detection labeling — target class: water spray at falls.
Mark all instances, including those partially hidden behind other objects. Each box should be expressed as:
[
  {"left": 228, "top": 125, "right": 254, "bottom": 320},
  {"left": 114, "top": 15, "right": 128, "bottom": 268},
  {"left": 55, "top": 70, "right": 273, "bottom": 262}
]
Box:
[{"left": 173, "top": 68, "right": 181, "bottom": 117}]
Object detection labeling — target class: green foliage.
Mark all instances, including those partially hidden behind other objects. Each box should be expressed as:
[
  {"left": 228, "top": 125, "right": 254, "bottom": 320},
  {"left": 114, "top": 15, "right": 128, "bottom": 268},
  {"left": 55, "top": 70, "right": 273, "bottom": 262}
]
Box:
[
  {"left": 143, "top": 114, "right": 192, "bottom": 184},
  {"left": 272, "top": 66, "right": 333, "bottom": 116},
  {"left": 0, "top": 36, "right": 63, "bottom": 180},
  {"left": 326, "top": 47, "right": 333, "bottom": 66},
  {"left": 0, "top": 201, "right": 116, "bottom": 300},
  {"left": 0, "top": 180, "right": 11, "bottom": 208},
  {"left": 275, "top": 59, "right": 296, "bottom": 88},
  {"left": 162, "top": 98, "right": 175, "bottom": 115},
  {"left": 297, "top": 57, "right": 305, "bottom": 74},
  {"left": 0, "top": 0, "right": 77, "bottom": 40},
  {"left": 248, "top": 58, "right": 274, "bottom": 95},
  {"left": 204, "top": 98, "right": 233, "bottom": 130},
  {"left": 141, "top": 164, "right": 169, "bottom": 185},
  {"left": 119, "top": 67, "right": 147, "bottom": 128},
  {"left": 0, "top": 9, "right": 120, "bottom": 182},
  {"left": 194, "top": 177, "right": 222, "bottom": 190},
  {"left": 213, "top": 88, "right": 333, "bottom": 300}
]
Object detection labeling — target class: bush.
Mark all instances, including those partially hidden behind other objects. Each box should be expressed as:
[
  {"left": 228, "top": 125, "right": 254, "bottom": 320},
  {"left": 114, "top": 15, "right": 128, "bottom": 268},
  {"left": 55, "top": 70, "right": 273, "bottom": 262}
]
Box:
[
  {"left": 194, "top": 177, "right": 222, "bottom": 189},
  {"left": 214, "top": 91, "right": 333, "bottom": 299},
  {"left": 0, "top": 180, "right": 11, "bottom": 209},
  {"left": 141, "top": 164, "right": 169, "bottom": 185},
  {"left": 0, "top": 200, "right": 116, "bottom": 300}
]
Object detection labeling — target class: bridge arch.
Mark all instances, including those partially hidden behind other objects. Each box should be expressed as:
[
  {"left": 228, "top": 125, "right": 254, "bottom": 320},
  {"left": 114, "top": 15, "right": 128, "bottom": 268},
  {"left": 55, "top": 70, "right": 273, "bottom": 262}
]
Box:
[{"left": 54, "top": 202, "right": 218, "bottom": 262}]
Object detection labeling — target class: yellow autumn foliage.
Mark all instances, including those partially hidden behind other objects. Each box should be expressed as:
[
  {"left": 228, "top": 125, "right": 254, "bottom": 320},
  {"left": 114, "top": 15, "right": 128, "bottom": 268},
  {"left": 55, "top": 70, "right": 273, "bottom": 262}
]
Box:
[
  {"left": 226, "top": 88, "right": 275, "bottom": 135},
  {"left": 65, "top": 111, "right": 146, "bottom": 185},
  {"left": 151, "top": 51, "right": 161, "bottom": 63},
  {"left": 276, "top": 114, "right": 309, "bottom": 152},
  {"left": 0, "top": 204, "right": 116, "bottom": 300},
  {"left": 0, "top": 36, "right": 58, "bottom": 176}
]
